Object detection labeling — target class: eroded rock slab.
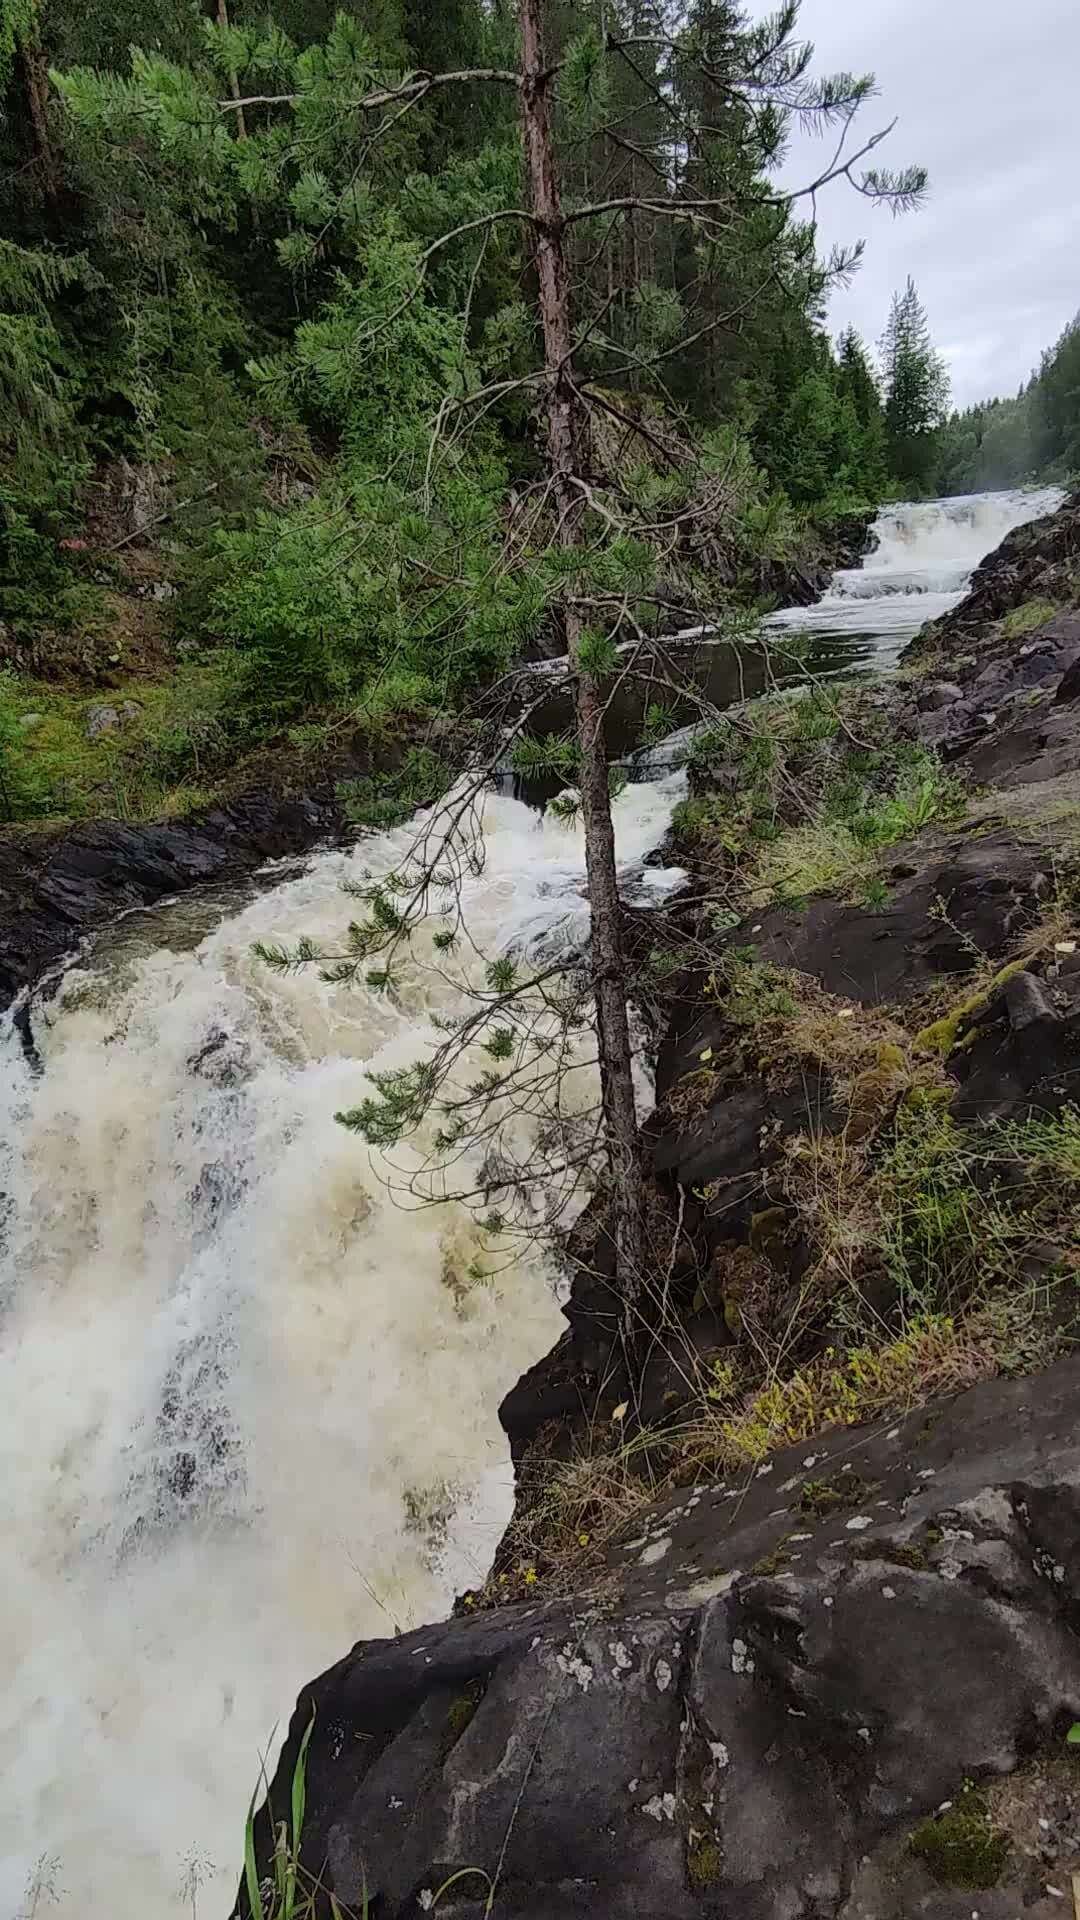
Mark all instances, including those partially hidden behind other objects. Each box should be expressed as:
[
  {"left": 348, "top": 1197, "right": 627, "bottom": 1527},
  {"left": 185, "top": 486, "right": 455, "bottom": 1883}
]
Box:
[{"left": 245, "top": 1356, "right": 1080, "bottom": 1918}]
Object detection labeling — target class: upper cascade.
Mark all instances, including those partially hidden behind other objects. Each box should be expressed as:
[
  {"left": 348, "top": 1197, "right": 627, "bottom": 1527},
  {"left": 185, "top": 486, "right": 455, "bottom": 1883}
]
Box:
[{"left": 831, "top": 485, "right": 1066, "bottom": 601}]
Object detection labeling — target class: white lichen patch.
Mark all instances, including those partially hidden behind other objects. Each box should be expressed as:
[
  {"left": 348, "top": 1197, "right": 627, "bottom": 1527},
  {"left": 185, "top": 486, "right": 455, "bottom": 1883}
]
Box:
[
  {"left": 730, "top": 1638, "right": 755, "bottom": 1675},
  {"left": 556, "top": 1647, "right": 595, "bottom": 1691},
  {"left": 846, "top": 1516, "right": 874, "bottom": 1532},
  {"left": 654, "top": 1658, "right": 673, "bottom": 1693},
  {"left": 882, "top": 1586, "right": 897, "bottom": 1600},
  {"left": 939, "top": 1558, "right": 962, "bottom": 1582},
  {"left": 639, "top": 1535, "right": 671, "bottom": 1567},
  {"left": 665, "top": 1569, "right": 742, "bottom": 1609},
  {"left": 609, "top": 1641, "right": 632, "bottom": 1674},
  {"left": 709, "top": 1742, "right": 730, "bottom": 1769},
  {"left": 641, "top": 1792, "right": 677, "bottom": 1822}
]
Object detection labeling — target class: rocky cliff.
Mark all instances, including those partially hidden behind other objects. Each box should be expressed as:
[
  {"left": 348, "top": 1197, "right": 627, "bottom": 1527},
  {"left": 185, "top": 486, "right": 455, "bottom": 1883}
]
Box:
[{"left": 243, "top": 493, "right": 1080, "bottom": 1918}]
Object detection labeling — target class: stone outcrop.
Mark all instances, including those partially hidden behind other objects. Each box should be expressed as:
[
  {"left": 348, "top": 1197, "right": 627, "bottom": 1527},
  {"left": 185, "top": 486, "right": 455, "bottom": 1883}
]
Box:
[
  {"left": 0, "top": 784, "right": 341, "bottom": 1008},
  {"left": 249, "top": 1356, "right": 1080, "bottom": 1919},
  {"left": 906, "top": 488, "right": 1079, "bottom": 662}
]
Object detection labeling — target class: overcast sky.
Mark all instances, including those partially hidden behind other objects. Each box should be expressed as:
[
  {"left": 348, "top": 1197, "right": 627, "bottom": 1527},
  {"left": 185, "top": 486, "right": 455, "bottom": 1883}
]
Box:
[{"left": 758, "top": 0, "right": 1080, "bottom": 410}]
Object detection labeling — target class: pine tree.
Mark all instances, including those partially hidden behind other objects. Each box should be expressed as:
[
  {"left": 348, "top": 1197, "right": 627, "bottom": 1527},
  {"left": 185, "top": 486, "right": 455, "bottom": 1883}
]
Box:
[{"left": 880, "top": 276, "right": 949, "bottom": 493}]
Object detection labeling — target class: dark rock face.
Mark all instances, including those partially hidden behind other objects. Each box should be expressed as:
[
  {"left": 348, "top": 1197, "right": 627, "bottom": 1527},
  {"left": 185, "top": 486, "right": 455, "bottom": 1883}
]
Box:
[
  {"left": 0, "top": 785, "right": 342, "bottom": 1008},
  {"left": 906, "top": 608, "right": 1080, "bottom": 789},
  {"left": 897, "top": 491, "right": 1080, "bottom": 787},
  {"left": 248, "top": 1357, "right": 1080, "bottom": 1919}
]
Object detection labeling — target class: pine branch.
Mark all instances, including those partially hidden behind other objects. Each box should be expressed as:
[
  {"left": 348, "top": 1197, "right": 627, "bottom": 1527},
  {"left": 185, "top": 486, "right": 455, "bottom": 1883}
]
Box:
[{"left": 217, "top": 66, "right": 521, "bottom": 114}]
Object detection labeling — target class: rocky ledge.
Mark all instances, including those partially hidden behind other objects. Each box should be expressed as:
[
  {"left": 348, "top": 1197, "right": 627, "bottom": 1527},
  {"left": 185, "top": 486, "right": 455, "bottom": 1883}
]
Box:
[
  {"left": 253, "top": 1357, "right": 1080, "bottom": 1919},
  {"left": 243, "top": 489, "right": 1080, "bottom": 1917},
  {"left": 0, "top": 783, "right": 343, "bottom": 1009}
]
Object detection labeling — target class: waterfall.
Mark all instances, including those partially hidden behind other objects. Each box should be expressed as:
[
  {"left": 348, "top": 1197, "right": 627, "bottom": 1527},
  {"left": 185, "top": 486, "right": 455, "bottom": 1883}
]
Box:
[
  {"left": 0, "top": 773, "right": 685, "bottom": 1917},
  {"left": 767, "top": 484, "right": 1066, "bottom": 664}
]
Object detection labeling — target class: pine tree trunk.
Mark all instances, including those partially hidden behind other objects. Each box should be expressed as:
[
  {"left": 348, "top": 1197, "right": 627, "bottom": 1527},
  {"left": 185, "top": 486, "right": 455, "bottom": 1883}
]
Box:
[
  {"left": 216, "top": 0, "right": 248, "bottom": 138},
  {"left": 22, "top": 36, "right": 56, "bottom": 193},
  {"left": 518, "top": 0, "right": 647, "bottom": 1315}
]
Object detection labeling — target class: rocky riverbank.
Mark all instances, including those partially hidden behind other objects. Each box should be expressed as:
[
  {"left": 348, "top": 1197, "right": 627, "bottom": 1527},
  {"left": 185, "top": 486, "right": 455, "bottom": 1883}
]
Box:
[
  {"left": 244, "top": 491, "right": 1080, "bottom": 1916},
  {"left": 0, "top": 782, "right": 344, "bottom": 1008}
]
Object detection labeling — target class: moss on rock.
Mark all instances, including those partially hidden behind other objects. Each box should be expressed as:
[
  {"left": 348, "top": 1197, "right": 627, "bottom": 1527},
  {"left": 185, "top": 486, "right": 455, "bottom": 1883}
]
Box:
[
  {"left": 909, "top": 1784, "right": 1010, "bottom": 1888},
  {"left": 687, "top": 1835, "right": 724, "bottom": 1889},
  {"left": 914, "top": 960, "right": 1030, "bottom": 1058}
]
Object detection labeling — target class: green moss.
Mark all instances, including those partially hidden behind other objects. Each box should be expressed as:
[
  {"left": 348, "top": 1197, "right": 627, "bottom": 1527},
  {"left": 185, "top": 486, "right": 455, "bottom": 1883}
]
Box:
[
  {"left": 909, "top": 1785, "right": 1010, "bottom": 1888},
  {"left": 904, "top": 1085, "right": 953, "bottom": 1113},
  {"left": 751, "top": 1541, "right": 790, "bottom": 1576},
  {"left": 914, "top": 960, "right": 1030, "bottom": 1058},
  {"left": 749, "top": 1207, "right": 794, "bottom": 1269},
  {"left": 853, "top": 1539, "right": 928, "bottom": 1571},
  {"left": 999, "top": 597, "right": 1059, "bottom": 641},
  {"left": 439, "top": 1680, "right": 485, "bottom": 1760},
  {"left": 687, "top": 1835, "right": 724, "bottom": 1889},
  {"left": 876, "top": 1042, "right": 907, "bottom": 1072},
  {"left": 798, "top": 1471, "right": 873, "bottom": 1517}
]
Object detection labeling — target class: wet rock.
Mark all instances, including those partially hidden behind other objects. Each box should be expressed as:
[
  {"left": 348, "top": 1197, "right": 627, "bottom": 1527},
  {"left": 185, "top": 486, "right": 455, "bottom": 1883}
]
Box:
[
  {"left": 0, "top": 788, "right": 339, "bottom": 1008},
  {"left": 243, "top": 1357, "right": 1080, "bottom": 1920},
  {"left": 906, "top": 492, "right": 1080, "bottom": 664}
]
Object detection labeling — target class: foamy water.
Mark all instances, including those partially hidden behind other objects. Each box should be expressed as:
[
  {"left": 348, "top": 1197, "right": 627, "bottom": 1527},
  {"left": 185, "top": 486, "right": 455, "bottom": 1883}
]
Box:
[
  {"left": 0, "top": 774, "right": 684, "bottom": 1916},
  {"left": 767, "top": 484, "right": 1066, "bottom": 662}
]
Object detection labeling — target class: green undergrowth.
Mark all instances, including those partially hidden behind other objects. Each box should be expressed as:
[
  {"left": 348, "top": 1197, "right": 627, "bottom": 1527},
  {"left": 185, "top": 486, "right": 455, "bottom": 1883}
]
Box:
[
  {"left": 672, "top": 685, "right": 966, "bottom": 911},
  {"left": 0, "top": 659, "right": 239, "bottom": 824},
  {"left": 998, "top": 596, "right": 1061, "bottom": 641},
  {"left": 502, "top": 1023, "right": 1080, "bottom": 1590},
  {"left": 0, "top": 655, "right": 464, "bottom": 828}
]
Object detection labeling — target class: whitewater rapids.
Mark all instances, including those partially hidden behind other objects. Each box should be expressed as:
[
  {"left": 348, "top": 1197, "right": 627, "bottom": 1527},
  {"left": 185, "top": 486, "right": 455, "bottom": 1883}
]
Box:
[
  {"left": 767, "top": 484, "right": 1065, "bottom": 662},
  {"left": 0, "top": 774, "right": 684, "bottom": 1918}
]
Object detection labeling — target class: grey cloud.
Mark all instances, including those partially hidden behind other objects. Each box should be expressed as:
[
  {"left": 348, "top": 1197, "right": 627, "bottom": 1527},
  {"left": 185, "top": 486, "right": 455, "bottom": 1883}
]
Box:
[{"left": 763, "top": 0, "right": 1080, "bottom": 405}]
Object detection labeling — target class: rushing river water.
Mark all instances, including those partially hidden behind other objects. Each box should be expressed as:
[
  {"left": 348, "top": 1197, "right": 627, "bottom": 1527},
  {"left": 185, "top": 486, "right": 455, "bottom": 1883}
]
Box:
[
  {"left": 0, "top": 484, "right": 1064, "bottom": 1916},
  {"left": 765, "top": 483, "right": 1066, "bottom": 670}
]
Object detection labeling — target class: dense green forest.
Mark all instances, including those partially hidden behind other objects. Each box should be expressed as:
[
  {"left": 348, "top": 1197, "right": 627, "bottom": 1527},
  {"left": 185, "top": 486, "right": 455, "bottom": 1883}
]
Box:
[
  {"left": 0, "top": 0, "right": 1075, "bottom": 824},
  {"left": 932, "top": 310, "right": 1080, "bottom": 495}
]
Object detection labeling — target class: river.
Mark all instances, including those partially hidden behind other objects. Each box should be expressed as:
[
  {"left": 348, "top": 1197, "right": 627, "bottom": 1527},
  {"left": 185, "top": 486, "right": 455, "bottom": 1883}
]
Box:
[{"left": 0, "top": 484, "right": 1063, "bottom": 1916}]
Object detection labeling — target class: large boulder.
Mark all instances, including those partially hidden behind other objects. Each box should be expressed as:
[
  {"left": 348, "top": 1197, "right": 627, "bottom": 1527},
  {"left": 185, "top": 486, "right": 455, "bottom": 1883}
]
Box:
[{"left": 244, "top": 1356, "right": 1080, "bottom": 1919}]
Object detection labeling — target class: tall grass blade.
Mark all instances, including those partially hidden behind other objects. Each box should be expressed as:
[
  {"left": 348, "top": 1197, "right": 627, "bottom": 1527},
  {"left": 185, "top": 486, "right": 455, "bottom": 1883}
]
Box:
[{"left": 244, "top": 1790, "right": 266, "bottom": 1920}]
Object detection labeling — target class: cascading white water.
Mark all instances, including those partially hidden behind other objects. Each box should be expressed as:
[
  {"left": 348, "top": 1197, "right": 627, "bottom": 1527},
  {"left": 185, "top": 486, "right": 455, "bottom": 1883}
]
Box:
[
  {"left": 0, "top": 773, "right": 685, "bottom": 1918},
  {"left": 767, "top": 484, "right": 1066, "bottom": 664}
]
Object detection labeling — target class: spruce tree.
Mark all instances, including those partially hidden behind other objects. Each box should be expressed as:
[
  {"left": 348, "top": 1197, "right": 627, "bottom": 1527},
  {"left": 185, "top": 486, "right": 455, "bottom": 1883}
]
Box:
[
  {"left": 880, "top": 276, "right": 949, "bottom": 493},
  {"left": 835, "top": 326, "right": 887, "bottom": 498}
]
